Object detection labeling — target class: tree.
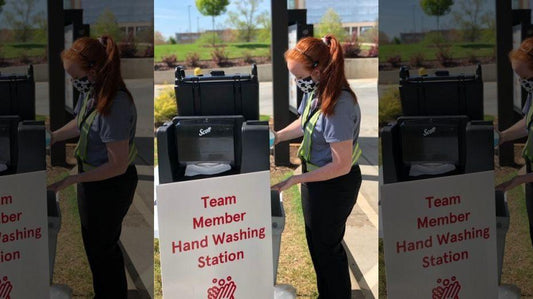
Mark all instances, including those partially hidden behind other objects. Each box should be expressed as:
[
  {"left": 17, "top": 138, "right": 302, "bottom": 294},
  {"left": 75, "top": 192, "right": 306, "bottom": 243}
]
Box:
[
  {"left": 419, "top": 0, "right": 454, "bottom": 31},
  {"left": 155, "top": 31, "right": 166, "bottom": 45},
  {"left": 453, "top": 0, "right": 490, "bottom": 42},
  {"left": 195, "top": 0, "right": 229, "bottom": 45},
  {"left": 256, "top": 11, "right": 271, "bottom": 43},
  {"left": 227, "top": 0, "right": 264, "bottom": 42},
  {"left": 4, "top": 0, "right": 39, "bottom": 42},
  {"left": 168, "top": 36, "right": 177, "bottom": 44},
  {"left": 0, "top": 0, "right": 5, "bottom": 14},
  {"left": 92, "top": 9, "right": 123, "bottom": 42},
  {"left": 315, "top": 8, "right": 347, "bottom": 41}
]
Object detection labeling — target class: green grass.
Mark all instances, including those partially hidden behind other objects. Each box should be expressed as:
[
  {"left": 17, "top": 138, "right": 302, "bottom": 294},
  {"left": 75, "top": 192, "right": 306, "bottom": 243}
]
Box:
[
  {"left": 49, "top": 169, "right": 94, "bottom": 297},
  {"left": 154, "top": 42, "right": 270, "bottom": 62},
  {"left": 379, "top": 42, "right": 494, "bottom": 62},
  {"left": 0, "top": 42, "right": 46, "bottom": 59}
]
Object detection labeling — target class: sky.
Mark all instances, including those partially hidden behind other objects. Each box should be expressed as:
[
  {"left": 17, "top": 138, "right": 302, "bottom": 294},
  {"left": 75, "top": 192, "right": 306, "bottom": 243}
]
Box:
[
  {"left": 379, "top": 0, "right": 495, "bottom": 39},
  {"left": 0, "top": 0, "right": 47, "bottom": 29},
  {"left": 155, "top": 0, "right": 271, "bottom": 39}
]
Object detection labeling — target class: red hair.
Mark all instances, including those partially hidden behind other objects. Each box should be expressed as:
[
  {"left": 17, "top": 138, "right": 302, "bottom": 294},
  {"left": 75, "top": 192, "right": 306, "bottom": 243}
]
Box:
[
  {"left": 285, "top": 34, "right": 356, "bottom": 116},
  {"left": 61, "top": 36, "right": 133, "bottom": 115}
]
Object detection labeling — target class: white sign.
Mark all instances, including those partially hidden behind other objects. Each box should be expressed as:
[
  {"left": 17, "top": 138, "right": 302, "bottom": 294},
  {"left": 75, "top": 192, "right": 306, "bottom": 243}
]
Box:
[
  {"left": 381, "top": 171, "right": 498, "bottom": 299},
  {"left": 157, "top": 171, "right": 274, "bottom": 299},
  {"left": 0, "top": 171, "right": 49, "bottom": 299}
]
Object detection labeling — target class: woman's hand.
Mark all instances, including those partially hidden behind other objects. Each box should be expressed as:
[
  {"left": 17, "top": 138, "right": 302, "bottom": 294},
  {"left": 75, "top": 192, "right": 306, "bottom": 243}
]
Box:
[
  {"left": 496, "top": 175, "right": 525, "bottom": 192},
  {"left": 273, "top": 130, "right": 279, "bottom": 145},
  {"left": 271, "top": 175, "right": 300, "bottom": 192},
  {"left": 47, "top": 175, "right": 78, "bottom": 192}
]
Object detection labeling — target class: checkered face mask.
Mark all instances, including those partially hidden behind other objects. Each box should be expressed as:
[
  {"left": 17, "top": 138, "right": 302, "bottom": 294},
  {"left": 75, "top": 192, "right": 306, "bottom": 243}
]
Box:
[
  {"left": 72, "top": 76, "right": 93, "bottom": 94},
  {"left": 296, "top": 76, "right": 318, "bottom": 94}
]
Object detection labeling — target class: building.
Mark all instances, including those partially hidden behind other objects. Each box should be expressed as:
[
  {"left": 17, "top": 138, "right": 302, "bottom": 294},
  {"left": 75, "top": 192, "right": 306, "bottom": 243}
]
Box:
[
  {"left": 64, "top": 0, "right": 153, "bottom": 38},
  {"left": 289, "top": 0, "right": 377, "bottom": 40}
]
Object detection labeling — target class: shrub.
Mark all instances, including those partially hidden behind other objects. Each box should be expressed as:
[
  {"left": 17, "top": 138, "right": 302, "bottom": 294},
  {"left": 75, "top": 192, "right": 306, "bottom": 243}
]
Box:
[
  {"left": 154, "top": 87, "right": 177, "bottom": 126},
  {"left": 409, "top": 52, "right": 425, "bottom": 67},
  {"left": 368, "top": 45, "right": 379, "bottom": 57},
  {"left": 185, "top": 52, "right": 201, "bottom": 67},
  {"left": 436, "top": 47, "right": 454, "bottom": 67},
  {"left": 211, "top": 47, "right": 229, "bottom": 66},
  {"left": 379, "top": 86, "right": 402, "bottom": 127},
  {"left": 387, "top": 55, "right": 402, "bottom": 68},
  {"left": 342, "top": 42, "right": 361, "bottom": 58},
  {"left": 467, "top": 52, "right": 479, "bottom": 64},
  {"left": 119, "top": 42, "right": 137, "bottom": 58},
  {"left": 242, "top": 50, "right": 255, "bottom": 64},
  {"left": 162, "top": 54, "right": 177, "bottom": 67}
]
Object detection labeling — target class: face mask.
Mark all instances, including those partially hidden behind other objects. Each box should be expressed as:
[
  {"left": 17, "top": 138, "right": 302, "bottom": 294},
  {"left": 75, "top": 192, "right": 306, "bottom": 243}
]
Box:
[
  {"left": 72, "top": 76, "right": 93, "bottom": 94},
  {"left": 296, "top": 76, "right": 318, "bottom": 94},
  {"left": 520, "top": 78, "right": 533, "bottom": 94}
]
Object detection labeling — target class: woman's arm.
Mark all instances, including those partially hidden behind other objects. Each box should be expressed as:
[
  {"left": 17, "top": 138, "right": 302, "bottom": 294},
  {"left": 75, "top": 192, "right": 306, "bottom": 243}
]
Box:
[
  {"left": 274, "top": 117, "right": 304, "bottom": 145},
  {"left": 499, "top": 117, "right": 527, "bottom": 144},
  {"left": 51, "top": 118, "right": 80, "bottom": 145},
  {"left": 496, "top": 171, "right": 533, "bottom": 191},
  {"left": 47, "top": 139, "right": 131, "bottom": 192},
  {"left": 271, "top": 139, "right": 353, "bottom": 191}
]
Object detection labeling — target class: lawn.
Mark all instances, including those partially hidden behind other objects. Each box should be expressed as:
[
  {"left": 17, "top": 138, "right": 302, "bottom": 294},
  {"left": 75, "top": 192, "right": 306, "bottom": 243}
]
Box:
[
  {"left": 153, "top": 167, "right": 317, "bottom": 298},
  {"left": 154, "top": 42, "right": 270, "bottom": 62},
  {"left": 379, "top": 42, "right": 495, "bottom": 62},
  {"left": 0, "top": 42, "right": 47, "bottom": 59}
]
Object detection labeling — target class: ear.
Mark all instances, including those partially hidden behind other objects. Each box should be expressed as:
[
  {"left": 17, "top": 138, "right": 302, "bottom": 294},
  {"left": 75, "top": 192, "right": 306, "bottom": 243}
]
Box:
[
  {"left": 87, "top": 69, "right": 98, "bottom": 82},
  {"left": 311, "top": 68, "right": 321, "bottom": 82}
]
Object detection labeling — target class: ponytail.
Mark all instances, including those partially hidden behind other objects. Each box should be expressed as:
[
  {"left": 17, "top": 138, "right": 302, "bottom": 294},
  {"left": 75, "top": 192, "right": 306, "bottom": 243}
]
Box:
[
  {"left": 61, "top": 35, "right": 133, "bottom": 116},
  {"left": 284, "top": 34, "right": 356, "bottom": 117},
  {"left": 95, "top": 35, "right": 133, "bottom": 115},
  {"left": 318, "top": 34, "right": 356, "bottom": 116}
]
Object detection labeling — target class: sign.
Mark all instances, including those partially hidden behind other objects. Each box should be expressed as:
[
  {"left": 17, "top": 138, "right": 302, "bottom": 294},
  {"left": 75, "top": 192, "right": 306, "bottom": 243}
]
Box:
[
  {"left": 381, "top": 171, "right": 498, "bottom": 299},
  {"left": 0, "top": 171, "right": 49, "bottom": 298},
  {"left": 288, "top": 24, "right": 298, "bottom": 112},
  {"left": 157, "top": 171, "right": 274, "bottom": 298}
]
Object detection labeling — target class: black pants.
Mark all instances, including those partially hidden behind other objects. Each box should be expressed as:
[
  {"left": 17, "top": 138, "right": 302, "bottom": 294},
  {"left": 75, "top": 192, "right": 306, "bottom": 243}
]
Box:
[
  {"left": 77, "top": 165, "right": 138, "bottom": 299},
  {"left": 301, "top": 165, "right": 362, "bottom": 299}
]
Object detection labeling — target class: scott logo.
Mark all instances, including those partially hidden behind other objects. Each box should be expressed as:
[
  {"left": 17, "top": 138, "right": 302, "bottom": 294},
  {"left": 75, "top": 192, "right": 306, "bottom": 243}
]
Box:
[
  {"left": 0, "top": 276, "right": 13, "bottom": 299},
  {"left": 199, "top": 127, "right": 212, "bottom": 137},
  {"left": 423, "top": 127, "right": 436, "bottom": 137},
  {"left": 207, "top": 276, "right": 236, "bottom": 299}
]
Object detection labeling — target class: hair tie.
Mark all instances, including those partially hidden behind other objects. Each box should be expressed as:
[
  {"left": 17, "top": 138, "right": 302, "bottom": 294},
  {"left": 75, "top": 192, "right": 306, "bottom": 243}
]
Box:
[{"left": 322, "top": 36, "right": 331, "bottom": 47}]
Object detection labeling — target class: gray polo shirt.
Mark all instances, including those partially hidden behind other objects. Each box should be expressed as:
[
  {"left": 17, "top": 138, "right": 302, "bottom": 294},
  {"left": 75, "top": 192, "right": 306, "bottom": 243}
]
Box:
[
  {"left": 74, "top": 90, "right": 137, "bottom": 167},
  {"left": 297, "top": 90, "right": 361, "bottom": 167}
]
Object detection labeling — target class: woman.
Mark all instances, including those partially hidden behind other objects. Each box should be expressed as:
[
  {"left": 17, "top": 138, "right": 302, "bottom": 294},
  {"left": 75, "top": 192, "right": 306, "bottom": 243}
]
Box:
[
  {"left": 48, "top": 36, "right": 138, "bottom": 298},
  {"left": 497, "top": 37, "right": 533, "bottom": 248},
  {"left": 271, "top": 35, "right": 362, "bottom": 298}
]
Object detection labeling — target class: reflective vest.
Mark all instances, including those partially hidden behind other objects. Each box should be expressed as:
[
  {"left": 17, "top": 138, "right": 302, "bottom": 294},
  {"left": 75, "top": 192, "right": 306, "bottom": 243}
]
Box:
[
  {"left": 74, "top": 93, "right": 137, "bottom": 171},
  {"left": 524, "top": 99, "right": 533, "bottom": 164},
  {"left": 297, "top": 91, "right": 362, "bottom": 171}
]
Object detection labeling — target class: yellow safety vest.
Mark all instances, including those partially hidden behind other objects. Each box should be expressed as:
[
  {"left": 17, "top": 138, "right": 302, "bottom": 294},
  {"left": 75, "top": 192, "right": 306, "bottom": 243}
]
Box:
[
  {"left": 74, "top": 93, "right": 137, "bottom": 171},
  {"left": 297, "top": 91, "right": 362, "bottom": 171}
]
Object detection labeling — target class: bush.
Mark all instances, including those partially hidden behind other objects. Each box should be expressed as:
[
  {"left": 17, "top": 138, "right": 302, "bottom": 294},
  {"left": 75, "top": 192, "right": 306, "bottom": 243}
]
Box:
[
  {"left": 185, "top": 52, "right": 201, "bottom": 67},
  {"left": 409, "top": 52, "right": 425, "bottom": 67},
  {"left": 196, "top": 32, "right": 223, "bottom": 46},
  {"left": 467, "top": 52, "right": 479, "bottom": 64},
  {"left": 162, "top": 54, "right": 177, "bottom": 67},
  {"left": 379, "top": 86, "right": 402, "bottom": 127},
  {"left": 211, "top": 47, "right": 229, "bottom": 66},
  {"left": 154, "top": 87, "right": 177, "bottom": 126},
  {"left": 242, "top": 50, "right": 255, "bottom": 64},
  {"left": 119, "top": 42, "right": 137, "bottom": 58},
  {"left": 387, "top": 55, "right": 402, "bottom": 68},
  {"left": 342, "top": 42, "right": 361, "bottom": 58},
  {"left": 368, "top": 45, "right": 379, "bottom": 57},
  {"left": 436, "top": 47, "right": 454, "bottom": 67}
]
